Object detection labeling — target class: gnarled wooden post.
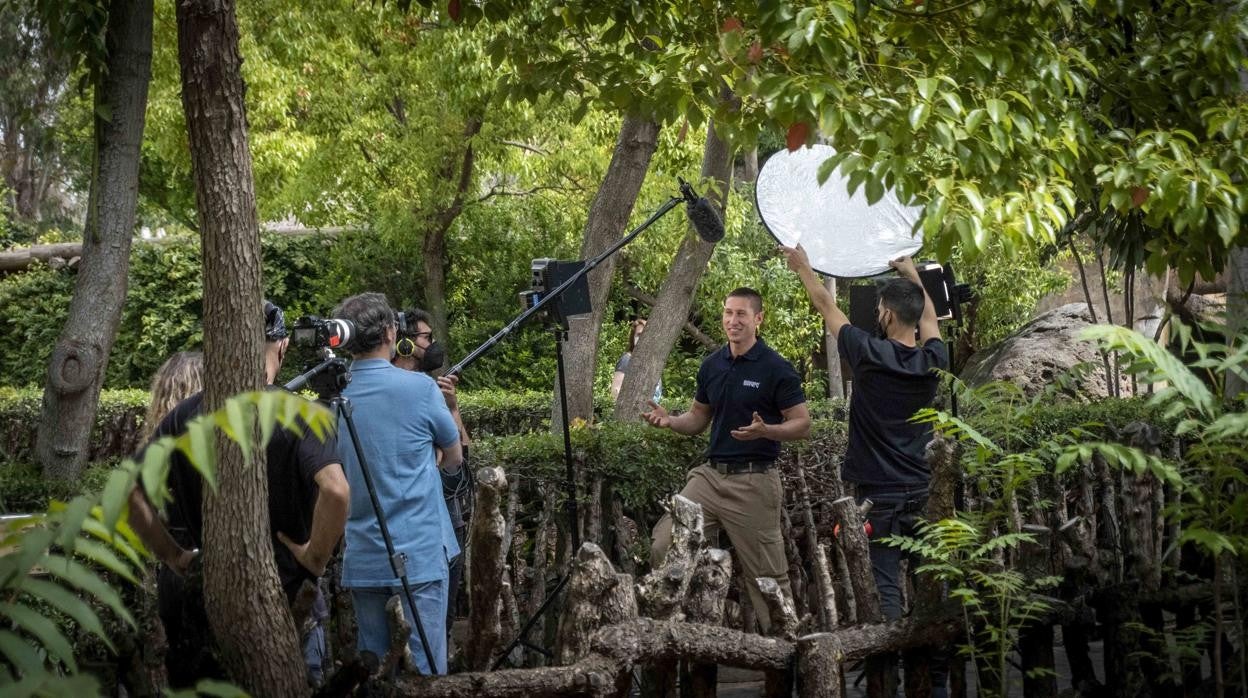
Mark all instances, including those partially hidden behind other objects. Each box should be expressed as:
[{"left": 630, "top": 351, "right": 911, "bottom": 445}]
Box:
[
  {"left": 638, "top": 494, "right": 704, "bottom": 619},
  {"left": 638, "top": 494, "right": 704, "bottom": 697},
  {"left": 832, "top": 494, "right": 885, "bottom": 696},
  {"left": 796, "top": 455, "right": 838, "bottom": 631},
  {"left": 683, "top": 548, "right": 733, "bottom": 698},
  {"left": 904, "top": 433, "right": 959, "bottom": 698},
  {"left": 466, "top": 467, "right": 508, "bottom": 670},
  {"left": 555, "top": 543, "right": 639, "bottom": 665}
]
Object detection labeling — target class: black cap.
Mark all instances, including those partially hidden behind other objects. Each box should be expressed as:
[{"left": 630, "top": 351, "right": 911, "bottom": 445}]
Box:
[{"left": 264, "top": 300, "right": 288, "bottom": 341}]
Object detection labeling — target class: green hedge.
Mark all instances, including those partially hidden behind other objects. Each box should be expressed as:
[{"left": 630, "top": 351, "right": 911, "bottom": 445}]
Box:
[
  {"left": 0, "top": 232, "right": 338, "bottom": 389},
  {"left": 0, "top": 385, "right": 1166, "bottom": 517}
]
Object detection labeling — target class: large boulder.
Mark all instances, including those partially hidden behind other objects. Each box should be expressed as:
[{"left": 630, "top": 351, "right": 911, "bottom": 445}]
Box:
[{"left": 960, "top": 303, "right": 1131, "bottom": 399}]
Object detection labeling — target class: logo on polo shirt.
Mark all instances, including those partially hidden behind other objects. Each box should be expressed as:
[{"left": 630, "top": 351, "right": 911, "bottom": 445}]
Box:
[{"left": 742, "top": 379, "right": 761, "bottom": 388}]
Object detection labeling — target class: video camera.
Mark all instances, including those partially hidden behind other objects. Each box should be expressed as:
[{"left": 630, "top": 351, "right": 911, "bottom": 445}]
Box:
[{"left": 291, "top": 316, "right": 356, "bottom": 352}]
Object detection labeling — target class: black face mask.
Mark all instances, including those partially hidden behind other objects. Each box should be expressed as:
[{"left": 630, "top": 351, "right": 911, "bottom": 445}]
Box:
[{"left": 420, "top": 341, "right": 445, "bottom": 373}]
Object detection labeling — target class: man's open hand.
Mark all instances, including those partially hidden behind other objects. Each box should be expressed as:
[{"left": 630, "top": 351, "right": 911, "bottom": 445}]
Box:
[
  {"left": 730, "top": 412, "right": 771, "bottom": 441},
  {"left": 641, "top": 400, "right": 671, "bottom": 429}
]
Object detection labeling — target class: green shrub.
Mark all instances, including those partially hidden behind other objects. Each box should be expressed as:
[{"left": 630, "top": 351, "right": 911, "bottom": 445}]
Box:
[{"left": 0, "top": 387, "right": 148, "bottom": 466}]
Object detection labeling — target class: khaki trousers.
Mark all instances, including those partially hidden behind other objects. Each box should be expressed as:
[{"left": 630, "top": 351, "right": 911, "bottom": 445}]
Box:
[{"left": 649, "top": 464, "right": 793, "bottom": 633}]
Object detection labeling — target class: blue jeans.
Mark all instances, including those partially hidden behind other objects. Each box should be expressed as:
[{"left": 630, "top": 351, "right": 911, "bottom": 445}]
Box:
[{"left": 351, "top": 578, "right": 448, "bottom": 675}]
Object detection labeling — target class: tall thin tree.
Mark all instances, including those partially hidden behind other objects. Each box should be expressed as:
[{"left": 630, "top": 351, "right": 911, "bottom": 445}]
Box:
[
  {"left": 35, "top": 0, "right": 153, "bottom": 480},
  {"left": 175, "top": 0, "right": 306, "bottom": 691}
]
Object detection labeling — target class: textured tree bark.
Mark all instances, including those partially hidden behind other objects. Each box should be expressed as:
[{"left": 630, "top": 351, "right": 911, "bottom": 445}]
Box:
[
  {"left": 683, "top": 547, "right": 733, "bottom": 698},
  {"left": 615, "top": 112, "right": 732, "bottom": 421},
  {"left": 555, "top": 543, "right": 639, "bottom": 664},
  {"left": 639, "top": 495, "right": 704, "bottom": 697},
  {"left": 796, "top": 455, "right": 838, "bottom": 630},
  {"left": 797, "top": 631, "right": 845, "bottom": 698},
  {"left": 904, "top": 434, "right": 959, "bottom": 698},
  {"left": 556, "top": 114, "right": 660, "bottom": 429},
  {"left": 524, "top": 485, "right": 556, "bottom": 667},
  {"left": 397, "top": 607, "right": 963, "bottom": 697},
  {"left": 638, "top": 494, "right": 705, "bottom": 620},
  {"left": 781, "top": 507, "right": 807, "bottom": 620},
  {"left": 831, "top": 495, "right": 884, "bottom": 696},
  {"left": 757, "top": 577, "right": 798, "bottom": 639},
  {"left": 36, "top": 0, "right": 152, "bottom": 480},
  {"left": 823, "top": 278, "right": 845, "bottom": 398},
  {"left": 176, "top": 0, "right": 307, "bottom": 691},
  {"left": 466, "top": 467, "right": 508, "bottom": 670},
  {"left": 381, "top": 595, "right": 414, "bottom": 675},
  {"left": 0, "top": 242, "right": 83, "bottom": 272},
  {"left": 831, "top": 496, "right": 880, "bottom": 622},
  {"left": 421, "top": 117, "right": 483, "bottom": 350},
  {"left": 1225, "top": 246, "right": 1248, "bottom": 400}
]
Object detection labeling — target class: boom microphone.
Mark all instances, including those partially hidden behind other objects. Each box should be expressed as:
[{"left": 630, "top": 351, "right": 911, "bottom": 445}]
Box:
[{"left": 679, "top": 177, "right": 726, "bottom": 243}]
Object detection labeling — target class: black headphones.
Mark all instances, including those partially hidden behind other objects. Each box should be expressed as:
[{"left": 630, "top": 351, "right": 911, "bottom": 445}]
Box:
[{"left": 396, "top": 336, "right": 418, "bottom": 357}]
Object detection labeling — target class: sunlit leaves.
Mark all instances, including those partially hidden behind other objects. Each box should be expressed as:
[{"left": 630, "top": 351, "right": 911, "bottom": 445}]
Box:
[
  {"left": 0, "top": 390, "right": 331, "bottom": 683},
  {"left": 720, "top": 0, "right": 1248, "bottom": 279}
]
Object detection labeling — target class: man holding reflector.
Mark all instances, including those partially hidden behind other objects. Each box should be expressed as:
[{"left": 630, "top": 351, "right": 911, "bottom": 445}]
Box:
[{"left": 780, "top": 243, "right": 948, "bottom": 696}]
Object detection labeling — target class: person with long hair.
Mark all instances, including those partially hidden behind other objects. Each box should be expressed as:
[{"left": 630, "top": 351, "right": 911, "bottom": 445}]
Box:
[{"left": 141, "top": 351, "right": 204, "bottom": 442}]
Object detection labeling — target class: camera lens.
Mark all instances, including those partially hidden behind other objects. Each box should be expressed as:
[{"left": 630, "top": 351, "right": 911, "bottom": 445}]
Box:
[{"left": 326, "top": 319, "right": 355, "bottom": 350}]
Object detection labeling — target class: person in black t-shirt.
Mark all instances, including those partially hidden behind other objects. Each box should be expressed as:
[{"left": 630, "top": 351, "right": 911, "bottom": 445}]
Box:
[
  {"left": 126, "top": 301, "right": 350, "bottom": 687},
  {"left": 643, "top": 287, "right": 811, "bottom": 634},
  {"left": 781, "top": 245, "right": 948, "bottom": 696}
]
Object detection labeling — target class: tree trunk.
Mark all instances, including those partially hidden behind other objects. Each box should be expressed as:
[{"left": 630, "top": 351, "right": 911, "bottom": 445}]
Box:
[
  {"left": 556, "top": 114, "right": 660, "bottom": 429},
  {"left": 823, "top": 278, "right": 845, "bottom": 398},
  {"left": 1227, "top": 246, "right": 1248, "bottom": 401},
  {"left": 467, "top": 467, "right": 508, "bottom": 670},
  {"left": 616, "top": 115, "right": 732, "bottom": 421},
  {"left": 422, "top": 118, "right": 484, "bottom": 350},
  {"left": 35, "top": 0, "right": 152, "bottom": 480},
  {"left": 176, "top": 0, "right": 306, "bottom": 693}
]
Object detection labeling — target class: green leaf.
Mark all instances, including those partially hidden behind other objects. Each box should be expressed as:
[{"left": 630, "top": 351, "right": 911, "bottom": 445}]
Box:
[
  {"left": 915, "top": 76, "right": 938, "bottom": 101},
  {"left": 0, "top": 602, "right": 77, "bottom": 672},
  {"left": 0, "top": 629, "right": 43, "bottom": 678},
  {"left": 182, "top": 419, "right": 218, "bottom": 491},
  {"left": 100, "top": 467, "right": 134, "bottom": 533},
  {"left": 909, "top": 102, "right": 930, "bottom": 130},
  {"left": 964, "top": 109, "right": 987, "bottom": 135},
  {"left": 18, "top": 577, "right": 111, "bottom": 651},
  {"left": 38, "top": 554, "right": 135, "bottom": 630},
  {"left": 218, "top": 398, "right": 255, "bottom": 465},
  {"left": 71, "top": 536, "right": 138, "bottom": 584},
  {"left": 959, "top": 185, "right": 985, "bottom": 214},
  {"left": 985, "top": 99, "right": 1007, "bottom": 124}
]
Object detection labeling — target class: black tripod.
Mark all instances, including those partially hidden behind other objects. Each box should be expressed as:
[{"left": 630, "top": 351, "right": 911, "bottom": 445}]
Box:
[
  {"left": 285, "top": 353, "right": 439, "bottom": 675},
  {"left": 440, "top": 179, "right": 722, "bottom": 668},
  {"left": 488, "top": 317, "right": 582, "bottom": 668}
]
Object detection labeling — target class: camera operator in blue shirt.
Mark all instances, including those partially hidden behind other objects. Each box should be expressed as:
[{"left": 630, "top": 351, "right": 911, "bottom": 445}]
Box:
[{"left": 332, "top": 292, "right": 463, "bottom": 675}]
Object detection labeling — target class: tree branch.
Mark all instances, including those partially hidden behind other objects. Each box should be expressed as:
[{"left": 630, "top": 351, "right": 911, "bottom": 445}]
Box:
[{"left": 869, "top": 0, "right": 981, "bottom": 18}]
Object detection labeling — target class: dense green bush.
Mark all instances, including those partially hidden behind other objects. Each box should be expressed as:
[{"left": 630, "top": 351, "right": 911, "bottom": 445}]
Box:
[
  {"left": 0, "top": 377, "right": 1167, "bottom": 519},
  {"left": 0, "top": 232, "right": 338, "bottom": 388}
]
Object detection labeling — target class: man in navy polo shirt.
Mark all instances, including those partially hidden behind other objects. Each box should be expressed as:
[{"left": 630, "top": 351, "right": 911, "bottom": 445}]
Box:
[
  {"left": 781, "top": 244, "right": 948, "bottom": 696},
  {"left": 644, "top": 287, "right": 811, "bottom": 634}
]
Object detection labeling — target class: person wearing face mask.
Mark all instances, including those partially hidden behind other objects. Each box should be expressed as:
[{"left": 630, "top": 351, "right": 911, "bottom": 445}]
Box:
[
  {"left": 392, "top": 307, "right": 473, "bottom": 653},
  {"left": 779, "top": 244, "right": 948, "bottom": 697}
]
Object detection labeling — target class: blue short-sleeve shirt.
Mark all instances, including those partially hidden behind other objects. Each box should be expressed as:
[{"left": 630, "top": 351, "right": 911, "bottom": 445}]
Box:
[{"left": 338, "top": 359, "right": 461, "bottom": 587}]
